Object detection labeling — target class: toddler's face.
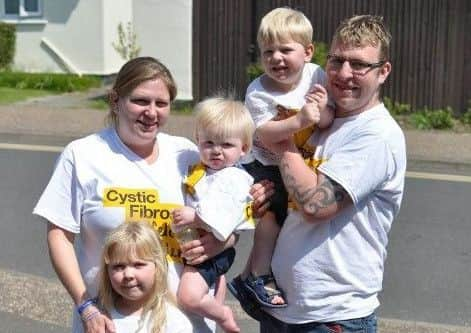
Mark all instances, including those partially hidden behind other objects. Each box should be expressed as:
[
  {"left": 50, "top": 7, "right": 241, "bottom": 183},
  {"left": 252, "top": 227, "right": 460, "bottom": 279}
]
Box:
[
  {"left": 197, "top": 131, "right": 247, "bottom": 170},
  {"left": 260, "top": 40, "right": 313, "bottom": 91}
]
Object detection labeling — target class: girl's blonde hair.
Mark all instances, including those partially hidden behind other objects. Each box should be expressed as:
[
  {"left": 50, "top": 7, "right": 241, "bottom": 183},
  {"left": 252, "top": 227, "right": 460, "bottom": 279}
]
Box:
[
  {"left": 106, "top": 57, "right": 177, "bottom": 127},
  {"left": 257, "top": 7, "right": 313, "bottom": 48},
  {"left": 97, "top": 221, "right": 171, "bottom": 333},
  {"left": 194, "top": 95, "right": 255, "bottom": 152}
]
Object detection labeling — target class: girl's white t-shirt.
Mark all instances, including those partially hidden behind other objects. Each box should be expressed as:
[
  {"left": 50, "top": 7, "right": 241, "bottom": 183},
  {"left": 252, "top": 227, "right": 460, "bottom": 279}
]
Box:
[
  {"left": 110, "top": 303, "right": 193, "bottom": 333},
  {"left": 33, "top": 128, "right": 215, "bottom": 332}
]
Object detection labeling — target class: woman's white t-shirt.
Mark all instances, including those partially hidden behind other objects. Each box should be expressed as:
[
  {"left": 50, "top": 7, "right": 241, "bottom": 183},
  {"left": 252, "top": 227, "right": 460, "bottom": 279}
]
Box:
[{"left": 33, "top": 128, "right": 215, "bottom": 332}]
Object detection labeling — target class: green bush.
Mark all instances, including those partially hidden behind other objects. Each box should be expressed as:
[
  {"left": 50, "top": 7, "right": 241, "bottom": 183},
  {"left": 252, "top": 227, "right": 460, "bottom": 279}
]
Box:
[
  {"left": 0, "top": 72, "right": 101, "bottom": 92},
  {"left": 383, "top": 96, "right": 411, "bottom": 116},
  {"left": 312, "top": 41, "right": 328, "bottom": 68},
  {"left": 0, "top": 22, "right": 16, "bottom": 70},
  {"left": 410, "top": 107, "right": 454, "bottom": 130},
  {"left": 461, "top": 111, "right": 471, "bottom": 125},
  {"left": 246, "top": 41, "right": 329, "bottom": 82}
]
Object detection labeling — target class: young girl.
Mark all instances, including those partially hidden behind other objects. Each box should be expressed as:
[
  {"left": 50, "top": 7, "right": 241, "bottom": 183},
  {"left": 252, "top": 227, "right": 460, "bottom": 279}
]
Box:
[
  {"left": 97, "top": 221, "right": 193, "bottom": 333},
  {"left": 171, "top": 96, "right": 256, "bottom": 333}
]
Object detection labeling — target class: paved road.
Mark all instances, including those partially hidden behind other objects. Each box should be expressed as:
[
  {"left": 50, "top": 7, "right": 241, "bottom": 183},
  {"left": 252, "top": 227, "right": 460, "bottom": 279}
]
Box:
[{"left": 1, "top": 138, "right": 471, "bottom": 332}]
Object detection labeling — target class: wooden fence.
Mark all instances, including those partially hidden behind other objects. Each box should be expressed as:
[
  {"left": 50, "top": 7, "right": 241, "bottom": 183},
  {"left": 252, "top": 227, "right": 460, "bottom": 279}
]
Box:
[{"left": 193, "top": 0, "right": 470, "bottom": 114}]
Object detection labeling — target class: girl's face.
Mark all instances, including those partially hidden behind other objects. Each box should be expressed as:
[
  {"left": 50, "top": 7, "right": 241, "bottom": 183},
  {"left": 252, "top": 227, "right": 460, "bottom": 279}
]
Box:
[
  {"left": 108, "top": 256, "right": 156, "bottom": 309},
  {"left": 115, "top": 78, "right": 171, "bottom": 153},
  {"left": 197, "top": 131, "right": 248, "bottom": 170}
]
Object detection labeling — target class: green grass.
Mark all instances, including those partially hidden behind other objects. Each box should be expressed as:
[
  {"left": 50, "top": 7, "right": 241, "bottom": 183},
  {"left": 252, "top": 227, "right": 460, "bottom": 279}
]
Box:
[
  {"left": 0, "top": 87, "right": 58, "bottom": 104},
  {"left": 0, "top": 71, "right": 101, "bottom": 92}
]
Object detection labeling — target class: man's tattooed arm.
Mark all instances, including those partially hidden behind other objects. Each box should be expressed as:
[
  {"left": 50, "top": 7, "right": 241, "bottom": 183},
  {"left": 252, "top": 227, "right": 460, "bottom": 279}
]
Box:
[{"left": 280, "top": 159, "right": 352, "bottom": 219}]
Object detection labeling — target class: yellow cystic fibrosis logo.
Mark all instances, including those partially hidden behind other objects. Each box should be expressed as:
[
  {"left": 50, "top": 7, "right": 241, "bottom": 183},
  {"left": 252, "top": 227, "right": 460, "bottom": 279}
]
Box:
[{"left": 103, "top": 188, "right": 183, "bottom": 263}]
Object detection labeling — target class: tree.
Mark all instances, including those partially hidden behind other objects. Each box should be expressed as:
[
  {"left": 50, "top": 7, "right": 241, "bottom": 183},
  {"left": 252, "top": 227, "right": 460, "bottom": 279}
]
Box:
[{"left": 112, "top": 22, "right": 141, "bottom": 61}]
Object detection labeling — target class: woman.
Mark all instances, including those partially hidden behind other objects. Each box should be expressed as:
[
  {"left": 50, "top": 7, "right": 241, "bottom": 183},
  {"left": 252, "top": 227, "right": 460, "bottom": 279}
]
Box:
[{"left": 33, "top": 57, "right": 271, "bottom": 333}]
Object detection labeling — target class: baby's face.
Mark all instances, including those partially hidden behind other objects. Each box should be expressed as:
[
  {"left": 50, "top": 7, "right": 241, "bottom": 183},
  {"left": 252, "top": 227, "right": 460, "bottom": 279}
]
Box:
[{"left": 197, "top": 131, "right": 247, "bottom": 170}]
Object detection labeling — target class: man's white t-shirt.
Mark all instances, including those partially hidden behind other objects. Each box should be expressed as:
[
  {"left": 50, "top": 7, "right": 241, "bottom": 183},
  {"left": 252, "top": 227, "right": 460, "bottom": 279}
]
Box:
[
  {"left": 267, "top": 104, "right": 407, "bottom": 323},
  {"left": 244, "top": 62, "right": 327, "bottom": 165},
  {"left": 110, "top": 303, "right": 192, "bottom": 333},
  {"left": 33, "top": 128, "right": 215, "bottom": 332}
]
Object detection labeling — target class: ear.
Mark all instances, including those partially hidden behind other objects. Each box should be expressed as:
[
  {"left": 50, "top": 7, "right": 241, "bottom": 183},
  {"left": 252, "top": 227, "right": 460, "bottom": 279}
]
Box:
[
  {"left": 304, "top": 43, "right": 314, "bottom": 62},
  {"left": 240, "top": 144, "right": 250, "bottom": 156},
  {"left": 378, "top": 61, "right": 392, "bottom": 85},
  {"left": 109, "top": 90, "right": 119, "bottom": 113}
]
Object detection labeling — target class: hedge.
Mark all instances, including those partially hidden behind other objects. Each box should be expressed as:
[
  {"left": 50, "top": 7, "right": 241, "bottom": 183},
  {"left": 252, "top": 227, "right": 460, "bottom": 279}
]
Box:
[
  {"left": 0, "top": 72, "right": 102, "bottom": 92},
  {"left": 0, "top": 22, "right": 15, "bottom": 69}
]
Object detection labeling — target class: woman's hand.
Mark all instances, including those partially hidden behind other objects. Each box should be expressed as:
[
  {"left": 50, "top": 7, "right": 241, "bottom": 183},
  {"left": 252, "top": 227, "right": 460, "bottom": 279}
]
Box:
[
  {"left": 82, "top": 305, "right": 115, "bottom": 333},
  {"left": 180, "top": 232, "right": 236, "bottom": 265}
]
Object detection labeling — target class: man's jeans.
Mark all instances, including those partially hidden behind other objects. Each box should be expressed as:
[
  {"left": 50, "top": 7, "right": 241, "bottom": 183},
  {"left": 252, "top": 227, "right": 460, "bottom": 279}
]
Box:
[{"left": 260, "top": 312, "right": 377, "bottom": 333}]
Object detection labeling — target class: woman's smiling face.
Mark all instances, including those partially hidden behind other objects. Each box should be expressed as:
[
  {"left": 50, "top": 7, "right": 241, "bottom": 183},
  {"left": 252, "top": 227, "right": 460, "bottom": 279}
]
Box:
[{"left": 116, "top": 78, "right": 171, "bottom": 151}]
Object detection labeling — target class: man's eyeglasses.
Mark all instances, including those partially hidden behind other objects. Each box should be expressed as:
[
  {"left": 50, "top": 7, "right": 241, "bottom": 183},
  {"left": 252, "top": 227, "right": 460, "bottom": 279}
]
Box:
[{"left": 326, "top": 54, "right": 386, "bottom": 75}]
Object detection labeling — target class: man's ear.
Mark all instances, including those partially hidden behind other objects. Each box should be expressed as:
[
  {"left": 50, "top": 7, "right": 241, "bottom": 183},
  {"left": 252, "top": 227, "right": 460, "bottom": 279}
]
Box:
[{"left": 378, "top": 61, "right": 392, "bottom": 84}]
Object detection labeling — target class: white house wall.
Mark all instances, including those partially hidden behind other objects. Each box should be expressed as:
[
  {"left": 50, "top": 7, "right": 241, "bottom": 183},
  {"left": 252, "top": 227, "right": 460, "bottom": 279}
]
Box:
[
  {"left": 132, "top": 0, "right": 193, "bottom": 100},
  {"left": 6, "top": 1, "right": 105, "bottom": 74},
  {"left": 1, "top": 0, "right": 193, "bottom": 99},
  {"left": 102, "top": 0, "right": 132, "bottom": 75}
]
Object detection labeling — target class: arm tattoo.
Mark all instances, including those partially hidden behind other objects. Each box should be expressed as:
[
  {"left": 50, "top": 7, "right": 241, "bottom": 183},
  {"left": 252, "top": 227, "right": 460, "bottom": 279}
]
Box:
[{"left": 280, "top": 161, "right": 348, "bottom": 215}]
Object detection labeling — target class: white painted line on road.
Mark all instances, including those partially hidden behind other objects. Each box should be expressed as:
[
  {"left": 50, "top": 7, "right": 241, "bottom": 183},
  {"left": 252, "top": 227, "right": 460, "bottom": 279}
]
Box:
[
  {"left": 406, "top": 171, "right": 471, "bottom": 183},
  {"left": 1, "top": 142, "right": 471, "bottom": 183},
  {"left": 0, "top": 142, "right": 63, "bottom": 152}
]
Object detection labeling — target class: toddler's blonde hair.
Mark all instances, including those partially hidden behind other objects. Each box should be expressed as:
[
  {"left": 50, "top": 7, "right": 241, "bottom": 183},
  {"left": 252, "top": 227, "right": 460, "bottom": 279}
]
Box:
[
  {"left": 194, "top": 95, "right": 255, "bottom": 152},
  {"left": 257, "top": 7, "right": 313, "bottom": 48}
]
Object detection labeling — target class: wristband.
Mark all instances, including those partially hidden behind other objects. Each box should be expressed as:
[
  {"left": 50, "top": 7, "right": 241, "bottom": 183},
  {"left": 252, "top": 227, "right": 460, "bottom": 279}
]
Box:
[
  {"left": 77, "top": 298, "right": 96, "bottom": 315},
  {"left": 84, "top": 310, "right": 101, "bottom": 322}
]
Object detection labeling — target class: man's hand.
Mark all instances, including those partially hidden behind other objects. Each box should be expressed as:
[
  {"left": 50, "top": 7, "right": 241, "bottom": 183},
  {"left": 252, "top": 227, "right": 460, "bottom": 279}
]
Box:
[{"left": 250, "top": 180, "right": 274, "bottom": 218}]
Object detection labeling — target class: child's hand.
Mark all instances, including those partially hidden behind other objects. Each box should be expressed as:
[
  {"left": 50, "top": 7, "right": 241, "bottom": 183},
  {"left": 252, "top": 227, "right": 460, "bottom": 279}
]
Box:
[
  {"left": 172, "top": 207, "right": 196, "bottom": 232},
  {"left": 307, "top": 84, "right": 328, "bottom": 111},
  {"left": 308, "top": 84, "right": 334, "bottom": 129},
  {"left": 297, "top": 97, "right": 321, "bottom": 127}
]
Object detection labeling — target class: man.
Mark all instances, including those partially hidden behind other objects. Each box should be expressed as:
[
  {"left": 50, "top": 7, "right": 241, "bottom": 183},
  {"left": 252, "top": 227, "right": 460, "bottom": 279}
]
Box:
[{"left": 258, "top": 15, "right": 407, "bottom": 332}]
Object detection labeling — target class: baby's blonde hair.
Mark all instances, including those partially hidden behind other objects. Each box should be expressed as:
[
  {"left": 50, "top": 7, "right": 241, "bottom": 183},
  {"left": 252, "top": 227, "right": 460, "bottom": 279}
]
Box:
[
  {"left": 194, "top": 95, "right": 255, "bottom": 152},
  {"left": 97, "top": 222, "right": 171, "bottom": 333},
  {"left": 332, "top": 15, "right": 392, "bottom": 61},
  {"left": 257, "top": 7, "right": 313, "bottom": 48}
]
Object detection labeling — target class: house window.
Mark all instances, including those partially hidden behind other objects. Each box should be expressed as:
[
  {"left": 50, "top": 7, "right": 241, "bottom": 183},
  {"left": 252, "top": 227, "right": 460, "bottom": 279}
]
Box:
[{"left": 4, "top": 0, "right": 42, "bottom": 17}]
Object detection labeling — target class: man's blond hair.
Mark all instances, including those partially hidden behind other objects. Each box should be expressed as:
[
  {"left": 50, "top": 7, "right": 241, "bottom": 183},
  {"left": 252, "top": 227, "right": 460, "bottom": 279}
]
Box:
[
  {"left": 257, "top": 7, "right": 313, "bottom": 48},
  {"left": 333, "top": 15, "right": 392, "bottom": 60},
  {"left": 194, "top": 95, "right": 255, "bottom": 151}
]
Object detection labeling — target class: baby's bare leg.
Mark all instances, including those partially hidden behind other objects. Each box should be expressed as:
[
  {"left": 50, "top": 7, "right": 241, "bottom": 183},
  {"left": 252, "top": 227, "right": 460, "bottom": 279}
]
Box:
[{"left": 178, "top": 265, "right": 240, "bottom": 333}]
